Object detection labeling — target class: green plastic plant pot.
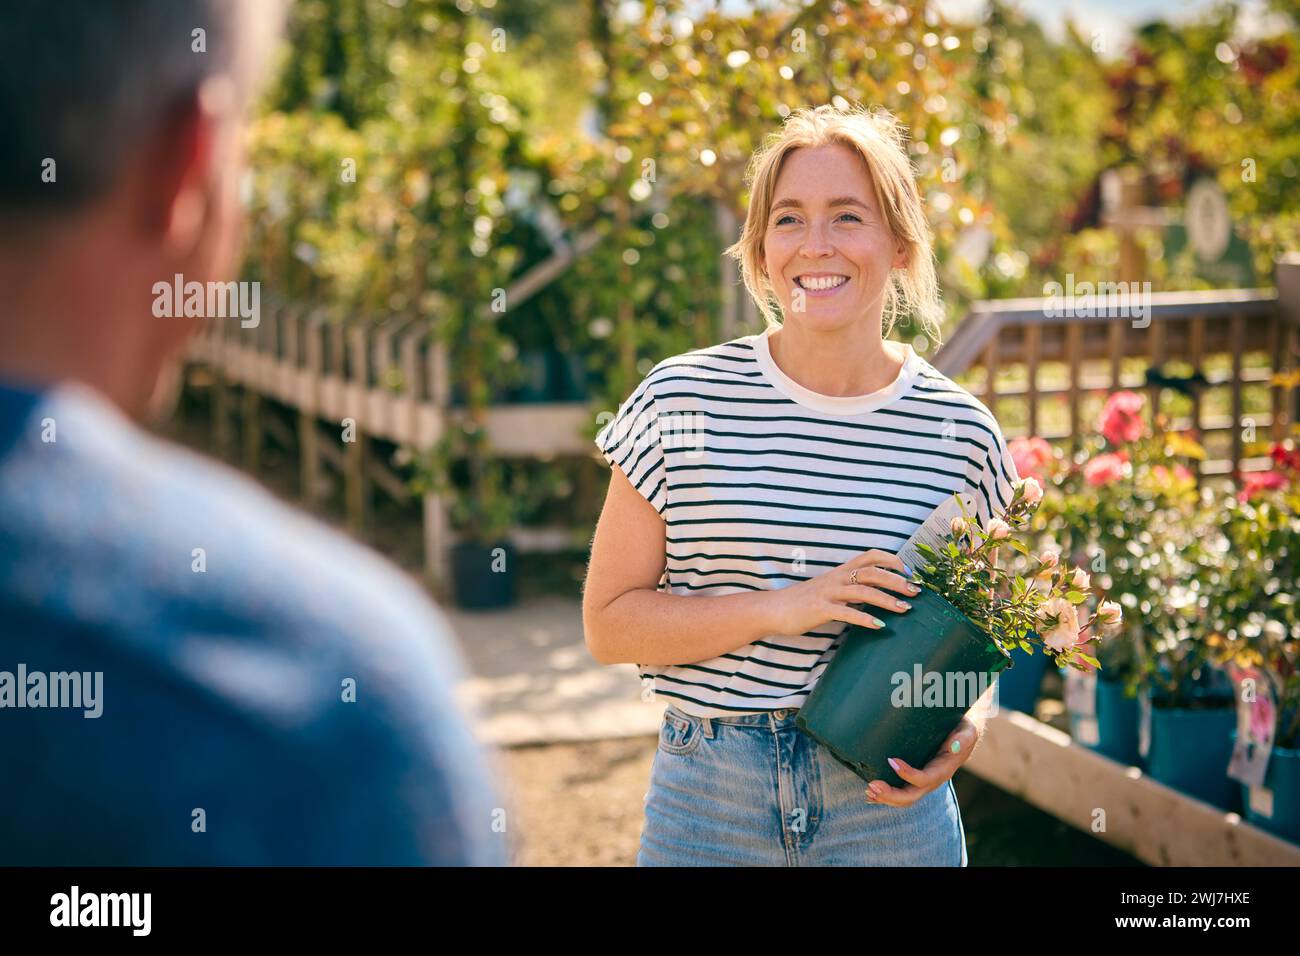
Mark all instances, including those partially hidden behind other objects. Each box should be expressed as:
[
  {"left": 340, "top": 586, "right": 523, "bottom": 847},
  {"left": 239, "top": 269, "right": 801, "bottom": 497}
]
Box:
[{"left": 796, "top": 585, "right": 1014, "bottom": 788}]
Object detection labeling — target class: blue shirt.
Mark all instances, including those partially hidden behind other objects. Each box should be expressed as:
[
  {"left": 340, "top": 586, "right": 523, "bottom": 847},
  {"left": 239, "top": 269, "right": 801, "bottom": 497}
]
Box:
[{"left": 0, "top": 379, "right": 507, "bottom": 865}]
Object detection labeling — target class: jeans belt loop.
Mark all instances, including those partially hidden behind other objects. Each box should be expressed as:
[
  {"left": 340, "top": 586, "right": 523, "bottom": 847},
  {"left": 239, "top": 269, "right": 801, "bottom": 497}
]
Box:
[{"left": 701, "top": 715, "right": 714, "bottom": 738}]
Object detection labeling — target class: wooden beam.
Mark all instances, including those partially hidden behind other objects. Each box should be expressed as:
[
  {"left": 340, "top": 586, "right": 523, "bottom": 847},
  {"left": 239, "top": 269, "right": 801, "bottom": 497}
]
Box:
[
  {"left": 966, "top": 710, "right": 1300, "bottom": 866},
  {"left": 1231, "top": 312, "right": 1245, "bottom": 475},
  {"left": 1066, "top": 322, "right": 1082, "bottom": 455},
  {"left": 241, "top": 387, "right": 261, "bottom": 473},
  {"left": 1025, "top": 323, "right": 1040, "bottom": 438}
]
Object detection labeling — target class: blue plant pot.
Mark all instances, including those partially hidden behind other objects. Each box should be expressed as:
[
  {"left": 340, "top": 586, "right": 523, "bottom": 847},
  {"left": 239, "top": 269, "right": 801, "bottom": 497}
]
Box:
[
  {"left": 1096, "top": 674, "right": 1142, "bottom": 766},
  {"left": 1234, "top": 735, "right": 1300, "bottom": 845},
  {"left": 996, "top": 645, "right": 1050, "bottom": 713},
  {"left": 1147, "top": 694, "right": 1238, "bottom": 811}
]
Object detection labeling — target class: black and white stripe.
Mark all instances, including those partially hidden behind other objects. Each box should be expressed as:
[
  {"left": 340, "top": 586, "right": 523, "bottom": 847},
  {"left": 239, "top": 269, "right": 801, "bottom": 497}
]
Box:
[{"left": 594, "top": 328, "right": 1020, "bottom": 718}]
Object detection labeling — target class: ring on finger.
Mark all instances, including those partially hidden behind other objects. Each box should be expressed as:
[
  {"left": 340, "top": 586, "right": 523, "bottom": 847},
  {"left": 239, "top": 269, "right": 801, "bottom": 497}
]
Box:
[{"left": 849, "top": 568, "right": 859, "bottom": 586}]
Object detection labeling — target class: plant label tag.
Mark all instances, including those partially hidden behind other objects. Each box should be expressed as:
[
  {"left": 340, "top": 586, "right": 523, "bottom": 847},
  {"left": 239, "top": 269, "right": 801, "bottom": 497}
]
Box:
[
  {"left": 1227, "top": 665, "right": 1276, "bottom": 789},
  {"left": 895, "top": 492, "right": 978, "bottom": 574},
  {"left": 1064, "top": 667, "right": 1097, "bottom": 718},
  {"left": 1074, "top": 715, "right": 1100, "bottom": 746},
  {"left": 1138, "top": 691, "right": 1151, "bottom": 760},
  {"left": 1248, "top": 784, "right": 1274, "bottom": 819}
]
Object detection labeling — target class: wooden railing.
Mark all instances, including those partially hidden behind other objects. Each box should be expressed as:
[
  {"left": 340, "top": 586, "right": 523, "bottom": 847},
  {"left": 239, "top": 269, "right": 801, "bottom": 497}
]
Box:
[
  {"left": 184, "top": 258, "right": 1300, "bottom": 591},
  {"left": 932, "top": 267, "right": 1300, "bottom": 478}
]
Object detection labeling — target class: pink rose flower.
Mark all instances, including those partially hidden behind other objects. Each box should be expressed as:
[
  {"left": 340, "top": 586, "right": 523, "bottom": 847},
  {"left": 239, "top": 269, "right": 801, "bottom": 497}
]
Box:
[
  {"left": 986, "top": 518, "right": 1011, "bottom": 541},
  {"left": 1038, "top": 596, "right": 1080, "bottom": 652},
  {"left": 1099, "top": 391, "right": 1146, "bottom": 446},
  {"left": 1084, "top": 452, "right": 1129, "bottom": 487},
  {"left": 1239, "top": 470, "right": 1288, "bottom": 502},
  {"left": 1009, "top": 436, "right": 1055, "bottom": 482},
  {"left": 1096, "top": 600, "right": 1122, "bottom": 630},
  {"left": 1018, "top": 476, "right": 1044, "bottom": 506},
  {"left": 1071, "top": 568, "right": 1091, "bottom": 590},
  {"left": 1038, "top": 549, "right": 1060, "bottom": 570}
]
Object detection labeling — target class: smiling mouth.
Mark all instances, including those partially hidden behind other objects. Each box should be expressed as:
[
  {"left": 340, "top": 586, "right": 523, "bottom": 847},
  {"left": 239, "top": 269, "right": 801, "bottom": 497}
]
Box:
[{"left": 795, "top": 274, "right": 849, "bottom": 291}]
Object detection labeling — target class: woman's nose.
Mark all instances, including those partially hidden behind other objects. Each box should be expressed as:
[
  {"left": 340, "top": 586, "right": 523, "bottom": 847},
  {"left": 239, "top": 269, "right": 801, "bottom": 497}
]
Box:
[{"left": 799, "top": 222, "right": 834, "bottom": 257}]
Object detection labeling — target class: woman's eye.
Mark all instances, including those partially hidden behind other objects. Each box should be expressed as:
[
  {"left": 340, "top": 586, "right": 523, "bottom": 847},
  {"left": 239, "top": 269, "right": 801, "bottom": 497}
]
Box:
[{"left": 774, "top": 212, "right": 862, "bottom": 226}]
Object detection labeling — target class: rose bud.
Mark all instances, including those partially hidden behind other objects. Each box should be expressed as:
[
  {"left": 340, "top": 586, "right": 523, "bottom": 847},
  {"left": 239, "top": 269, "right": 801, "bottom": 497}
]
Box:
[
  {"left": 1018, "top": 477, "right": 1044, "bottom": 506},
  {"left": 1097, "top": 600, "right": 1122, "bottom": 629}
]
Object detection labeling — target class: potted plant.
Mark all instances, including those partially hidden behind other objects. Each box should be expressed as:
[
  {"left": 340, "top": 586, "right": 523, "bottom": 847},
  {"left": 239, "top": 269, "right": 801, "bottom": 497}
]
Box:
[
  {"left": 411, "top": 423, "right": 523, "bottom": 609},
  {"left": 1034, "top": 391, "right": 1208, "bottom": 767},
  {"left": 797, "top": 479, "right": 1122, "bottom": 788},
  {"left": 1212, "top": 440, "right": 1300, "bottom": 839},
  {"left": 1000, "top": 437, "right": 1065, "bottom": 714}
]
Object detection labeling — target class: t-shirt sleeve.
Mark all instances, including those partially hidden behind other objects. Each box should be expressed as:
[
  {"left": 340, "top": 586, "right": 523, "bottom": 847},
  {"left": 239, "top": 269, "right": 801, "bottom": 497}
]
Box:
[
  {"left": 594, "top": 373, "right": 668, "bottom": 516},
  {"left": 969, "top": 415, "right": 1021, "bottom": 529}
]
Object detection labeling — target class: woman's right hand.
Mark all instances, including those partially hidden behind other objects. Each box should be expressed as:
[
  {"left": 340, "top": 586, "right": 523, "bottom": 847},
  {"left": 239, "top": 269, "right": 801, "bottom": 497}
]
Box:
[{"left": 763, "top": 549, "right": 920, "bottom": 636}]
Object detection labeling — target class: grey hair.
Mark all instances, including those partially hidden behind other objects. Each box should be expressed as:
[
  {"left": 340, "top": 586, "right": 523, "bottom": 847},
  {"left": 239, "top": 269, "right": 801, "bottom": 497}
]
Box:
[{"left": 0, "top": 0, "right": 285, "bottom": 213}]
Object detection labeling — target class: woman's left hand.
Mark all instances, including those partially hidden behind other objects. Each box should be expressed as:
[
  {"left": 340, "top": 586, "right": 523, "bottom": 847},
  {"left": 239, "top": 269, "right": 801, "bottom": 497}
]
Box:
[{"left": 863, "top": 716, "right": 980, "bottom": 807}]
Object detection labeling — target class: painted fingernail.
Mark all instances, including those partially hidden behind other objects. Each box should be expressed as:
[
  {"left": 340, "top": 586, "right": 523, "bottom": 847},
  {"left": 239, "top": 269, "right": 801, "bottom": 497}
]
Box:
[
  {"left": 951, "top": 740, "right": 962, "bottom": 754},
  {"left": 902, "top": 563, "right": 914, "bottom": 577},
  {"left": 870, "top": 617, "right": 883, "bottom": 628},
  {"left": 896, "top": 600, "right": 911, "bottom": 610},
  {"left": 908, "top": 583, "right": 921, "bottom": 593},
  {"left": 887, "top": 757, "right": 900, "bottom": 772}
]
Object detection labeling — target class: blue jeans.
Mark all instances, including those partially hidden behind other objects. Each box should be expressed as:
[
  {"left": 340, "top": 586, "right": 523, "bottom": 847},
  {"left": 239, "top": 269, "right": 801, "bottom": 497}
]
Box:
[{"left": 637, "top": 704, "right": 969, "bottom": 866}]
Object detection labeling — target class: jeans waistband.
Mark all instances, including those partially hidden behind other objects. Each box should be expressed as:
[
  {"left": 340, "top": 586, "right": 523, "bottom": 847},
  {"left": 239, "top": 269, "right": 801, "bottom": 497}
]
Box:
[{"left": 665, "top": 702, "right": 801, "bottom": 735}]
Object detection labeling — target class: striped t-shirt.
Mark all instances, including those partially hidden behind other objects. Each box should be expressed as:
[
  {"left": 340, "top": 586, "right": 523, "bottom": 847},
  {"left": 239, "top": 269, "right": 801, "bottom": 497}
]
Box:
[{"left": 593, "top": 323, "right": 1020, "bottom": 719}]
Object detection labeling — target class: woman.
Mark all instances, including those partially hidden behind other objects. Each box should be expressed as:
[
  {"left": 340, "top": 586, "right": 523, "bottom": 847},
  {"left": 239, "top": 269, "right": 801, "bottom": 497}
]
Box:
[{"left": 584, "top": 104, "right": 1019, "bottom": 866}]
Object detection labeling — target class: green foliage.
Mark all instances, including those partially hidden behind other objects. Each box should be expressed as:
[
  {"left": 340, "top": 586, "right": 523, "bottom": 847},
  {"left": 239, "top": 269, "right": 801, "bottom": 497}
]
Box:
[
  {"left": 238, "top": 0, "right": 1300, "bottom": 553},
  {"left": 1206, "top": 444, "right": 1300, "bottom": 746},
  {"left": 1034, "top": 396, "right": 1215, "bottom": 702},
  {"left": 914, "top": 482, "right": 1120, "bottom": 670}
]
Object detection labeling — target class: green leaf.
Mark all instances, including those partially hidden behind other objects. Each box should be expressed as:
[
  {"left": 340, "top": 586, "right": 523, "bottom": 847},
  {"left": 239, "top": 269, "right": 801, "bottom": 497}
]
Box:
[{"left": 1066, "top": 590, "right": 1087, "bottom": 604}]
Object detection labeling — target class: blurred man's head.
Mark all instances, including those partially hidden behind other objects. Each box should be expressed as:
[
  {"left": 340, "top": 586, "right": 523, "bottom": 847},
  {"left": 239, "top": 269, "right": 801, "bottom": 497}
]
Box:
[{"left": 0, "top": 0, "right": 284, "bottom": 417}]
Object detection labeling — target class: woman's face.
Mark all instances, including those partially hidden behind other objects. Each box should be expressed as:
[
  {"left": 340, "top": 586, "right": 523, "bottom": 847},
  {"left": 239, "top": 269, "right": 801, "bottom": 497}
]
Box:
[{"left": 761, "top": 143, "right": 906, "bottom": 333}]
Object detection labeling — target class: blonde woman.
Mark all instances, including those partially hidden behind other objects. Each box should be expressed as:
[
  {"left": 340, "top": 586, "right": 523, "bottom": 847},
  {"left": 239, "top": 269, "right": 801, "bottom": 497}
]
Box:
[{"left": 584, "top": 104, "right": 1020, "bottom": 866}]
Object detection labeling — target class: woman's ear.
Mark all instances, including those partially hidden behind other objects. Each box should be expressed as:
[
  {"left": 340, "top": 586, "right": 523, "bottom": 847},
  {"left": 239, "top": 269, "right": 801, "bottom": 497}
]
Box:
[{"left": 892, "top": 244, "right": 908, "bottom": 270}]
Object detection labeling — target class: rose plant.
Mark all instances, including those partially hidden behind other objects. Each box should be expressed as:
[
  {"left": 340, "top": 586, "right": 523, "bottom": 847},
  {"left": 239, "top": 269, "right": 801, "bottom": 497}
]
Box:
[
  {"left": 913, "top": 478, "right": 1122, "bottom": 672},
  {"left": 1031, "top": 391, "right": 1213, "bottom": 703}
]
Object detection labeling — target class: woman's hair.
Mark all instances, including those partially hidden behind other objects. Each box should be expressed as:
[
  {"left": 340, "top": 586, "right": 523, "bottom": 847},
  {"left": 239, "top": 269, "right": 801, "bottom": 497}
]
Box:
[{"left": 723, "top": 103, "right": 944, "bottom": 344}]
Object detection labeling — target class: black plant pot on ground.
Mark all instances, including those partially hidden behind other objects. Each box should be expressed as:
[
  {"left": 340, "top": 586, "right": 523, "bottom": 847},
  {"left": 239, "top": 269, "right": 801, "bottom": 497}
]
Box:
[
  {"left": 451, "top": 539, "right": 516, "bottom": 609},
  {"left": 797, "top": 586, "right": 1015, "bottom": 789}
]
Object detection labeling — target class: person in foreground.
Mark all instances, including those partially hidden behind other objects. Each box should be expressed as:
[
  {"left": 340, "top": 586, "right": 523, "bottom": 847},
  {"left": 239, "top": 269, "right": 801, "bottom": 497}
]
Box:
[
  {"left": 584, "top": 104, "right": 1020, "bottom": 866},
  {"left": 0, "top": 0, "right": 506, "bottom": 866}
]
